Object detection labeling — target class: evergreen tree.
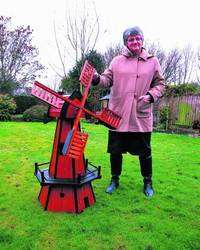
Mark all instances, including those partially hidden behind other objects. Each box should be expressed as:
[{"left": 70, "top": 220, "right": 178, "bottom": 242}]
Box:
[{"left": 61, "top": 50, "right": 109, "bottom": 111}]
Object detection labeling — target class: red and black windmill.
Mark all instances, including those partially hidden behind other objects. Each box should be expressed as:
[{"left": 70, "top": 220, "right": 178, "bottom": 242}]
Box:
[{"left": 31, "top": 61, "right": 121, "bottom": 213}]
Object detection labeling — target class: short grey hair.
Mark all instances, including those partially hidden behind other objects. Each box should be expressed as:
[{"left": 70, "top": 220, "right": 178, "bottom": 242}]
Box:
[{"left": 123, "top": 26, "right": 144, "bottom": 45}]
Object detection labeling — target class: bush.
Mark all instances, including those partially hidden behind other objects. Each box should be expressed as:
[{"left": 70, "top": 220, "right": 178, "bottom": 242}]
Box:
[
  {"left": 23, "top": 105, "right": 48, "bottom": 122},
  {"left": 159, "top": 106, "right": 169, "bottom": 128},
  {"left": 14, "top": 95, "right": 38, "bottom": 114},
  {"left": 166, "top": 83, "right": 200, "bottom": 97},
  {"left": 0, "top": 94, "right": 16, "bottom": 121},
  {"left": 192, "top": 120, "right": 200, "bottom": 130},
  {"left": 11, "top": 114, "right": 24, "bottom": 122}
]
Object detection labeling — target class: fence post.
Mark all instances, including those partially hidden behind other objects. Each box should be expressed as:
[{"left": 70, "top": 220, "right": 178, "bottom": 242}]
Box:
[{"left": 167, "top": 95, "right": 174, "bottom": 130}]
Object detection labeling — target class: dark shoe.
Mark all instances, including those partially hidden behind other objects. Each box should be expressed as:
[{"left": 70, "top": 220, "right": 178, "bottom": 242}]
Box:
[
  {"left": 105, "top": 181, "right": 119, "bottom": 194},
  {"left": 143, "top": 183, "right": 154, "bottom": 197}
]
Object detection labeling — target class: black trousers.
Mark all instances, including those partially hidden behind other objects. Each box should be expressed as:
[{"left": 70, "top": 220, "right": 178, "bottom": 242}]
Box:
[
  {"left": 108, "top": 131, "right": 152, "bottom": 181},
  {"left": 110, "top": 153, "right": 152, "bottom": 180}
]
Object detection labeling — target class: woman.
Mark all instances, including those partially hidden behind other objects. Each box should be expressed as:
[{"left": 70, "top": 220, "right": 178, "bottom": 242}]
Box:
[{"left": 92, "top": 26, "right": 165, "bottom": 197}]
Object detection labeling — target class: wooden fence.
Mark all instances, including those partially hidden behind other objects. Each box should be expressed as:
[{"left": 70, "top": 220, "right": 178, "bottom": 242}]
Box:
[{"left": 154, "top": 93, "right": 200, "bottom": 129}]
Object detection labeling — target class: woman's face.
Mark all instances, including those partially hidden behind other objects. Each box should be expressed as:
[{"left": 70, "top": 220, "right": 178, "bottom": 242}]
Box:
[{"left": 126, "top": 34, "right": 143, "bottom": 55}]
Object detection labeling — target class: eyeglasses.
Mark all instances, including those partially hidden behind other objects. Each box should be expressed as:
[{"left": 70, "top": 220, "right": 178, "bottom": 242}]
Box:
[{"left": 127, "top": 37, "right": 142, "bottom": 42}]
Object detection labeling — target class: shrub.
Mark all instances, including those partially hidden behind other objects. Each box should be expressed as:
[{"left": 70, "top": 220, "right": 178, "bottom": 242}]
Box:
[
  {"left": 23, "top": 105, "right": 48, "bottom": 122},
  {"left": 11, "top": 114, "right": 24, "bottom": 122},
  {"left": 192, "top": 120, "right": 200, "bottom": 130},
  {"left": 159, "top": 106, "right": 169, "bottom": 127},
  {"left": 0, "top": 94, "right": 16, "bottom": 121},
  {"left": 14, "top": 95, "right": 38, "bottom": 114},
  {"left": 166, "top": 83, "right": 200, "bottom": 97}
]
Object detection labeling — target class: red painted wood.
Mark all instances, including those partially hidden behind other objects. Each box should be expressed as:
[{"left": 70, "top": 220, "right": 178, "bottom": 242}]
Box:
[
  {"left": 38, "top": 185, "right": 49, "bottom": 208},
  {"left": 49, "top": 119, "right": 86, "bottom": 179},
  {"left": 79, "top": 60, "right": 95, "bottom": 87},
  {"left": 38, "top": 184, "right": 95, "bottom": 213},
  {"left": 77, "top": 183, "right": 95, "bottom": 212},
  {"left": 46, "top": 187, "right": 75, "bottom": 212},
  {"left": 49, "top": 119, "right": 61, "bottom": 177}
]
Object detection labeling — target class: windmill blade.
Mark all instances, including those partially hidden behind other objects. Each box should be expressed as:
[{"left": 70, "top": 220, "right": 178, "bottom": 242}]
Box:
[
  {"left": 31, "top": 82, "right": 122, "bottom": 130},
  {"left": 97, "top": 108, "right": 121, "bottom": 129},
  {"left": 79, "top": 60, "right": 95, "bottom": 87},
  {"left": 62, "top": 130, "right": 88, "bottom": 159},
  {"left": 62, "top": 61, "right": 94, "bottom": 158}
]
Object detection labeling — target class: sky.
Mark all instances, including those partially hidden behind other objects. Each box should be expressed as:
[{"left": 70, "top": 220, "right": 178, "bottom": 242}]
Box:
[{"left": 1, "top": 0, "right": 200, "bottom": 86}]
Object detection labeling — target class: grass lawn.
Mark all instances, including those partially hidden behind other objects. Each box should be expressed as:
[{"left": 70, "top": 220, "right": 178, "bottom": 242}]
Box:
[{"left": 0, "top": 121, "right": 199, "bottom": 250}]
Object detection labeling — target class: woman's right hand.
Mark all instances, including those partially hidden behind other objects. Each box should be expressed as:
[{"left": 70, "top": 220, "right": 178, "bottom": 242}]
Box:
[{"left": 92, "top": 72, "right": 100, "bottom": 86}]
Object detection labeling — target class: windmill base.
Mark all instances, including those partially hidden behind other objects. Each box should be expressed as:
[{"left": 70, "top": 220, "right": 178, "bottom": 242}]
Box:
[
  {"left": 38, "top": 183, "right": 95, "bottom": 213},
  {"left": 34, "top": 162, "right": 101, "bottom": 213}
]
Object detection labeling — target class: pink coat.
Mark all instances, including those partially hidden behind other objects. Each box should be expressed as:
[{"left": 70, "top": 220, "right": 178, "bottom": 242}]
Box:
[{"left": 99, "top": 47, "right": 165, "bottom": 132}]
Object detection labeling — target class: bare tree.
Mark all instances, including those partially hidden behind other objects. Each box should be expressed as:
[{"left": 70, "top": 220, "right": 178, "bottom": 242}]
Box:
[
  {"left": 145, "top": 40, "right": 166, "bottom": 70},
  {"left": 53, "top": 0, "right": 105, "bottom": 78},
  {"left": 145, "top": 41, "right": 182, "bottom": 83},
  {"left": 146, "top": 41, "right": 199, "bottom": 84},
  {"left": 177, "top": 45, "right": 195, "bottom": 83},
  {"left": 163, "top": 48, "right": 182, "bottom": 83},
  {"left": 196, "top": 47, "right": 200, "bottom": 84},
  {"left": 103, "top": 43, "right": 123, "bottom": 67},
  {"left": 0, "top": 16, "right": 44, "bottom": 94},
  {"left": 48, "top": 76, "right": 62, "bottom": 91}
]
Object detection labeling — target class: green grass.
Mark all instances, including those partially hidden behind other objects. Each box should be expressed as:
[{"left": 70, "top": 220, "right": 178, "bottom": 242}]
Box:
[{"left": 0, "top": 121, "right": 199, "bottom": 250}]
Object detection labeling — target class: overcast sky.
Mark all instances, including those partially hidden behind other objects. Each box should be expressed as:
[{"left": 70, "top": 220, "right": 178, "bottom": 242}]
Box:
[{"left": 1, "top": 0, "right": 200, "bottom": 86}]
